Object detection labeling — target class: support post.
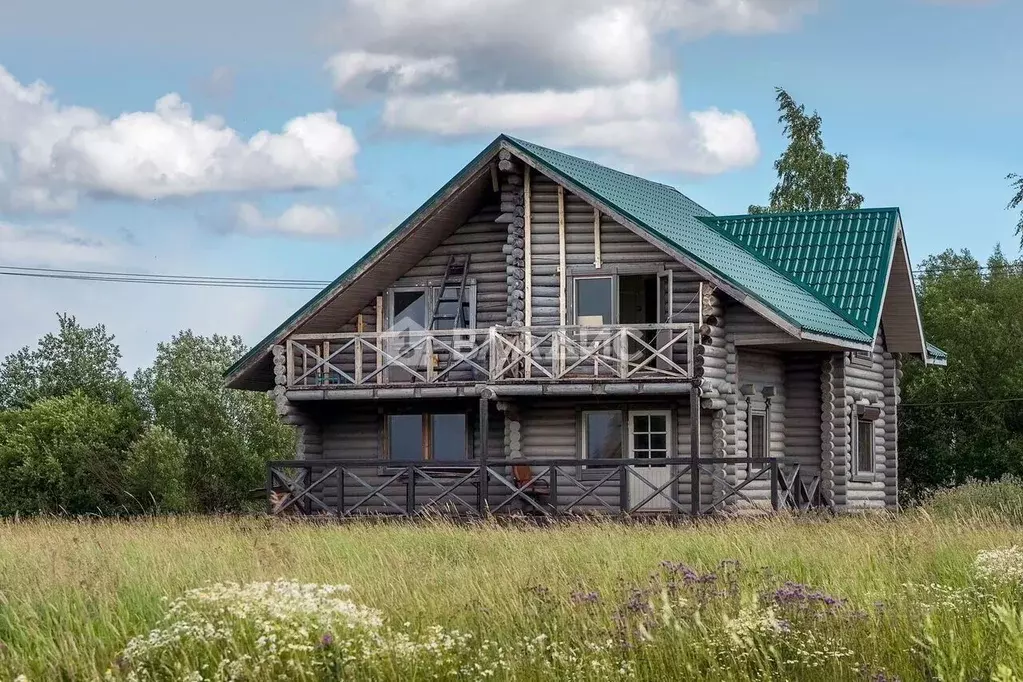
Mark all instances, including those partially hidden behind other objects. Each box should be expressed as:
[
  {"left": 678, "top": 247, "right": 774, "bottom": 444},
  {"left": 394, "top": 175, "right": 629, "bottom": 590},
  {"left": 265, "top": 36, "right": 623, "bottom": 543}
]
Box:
[
  {"left": 690, "top": 385, "right": 701, "bottom": 515},
  {"left": 524, "top": 166, "right": 532, "bottom": 326},
  {"left": 265, "top": 463, "right": 274, "bottom": 515},
  {"left": 771, "top": 460, "right": 780, "bottom": 511},
  {"left": 558, "top": 185, "right": 567, "bottom": 326},
  {"left": 479, "top": 394, "right": 490, "bottom": 514}
]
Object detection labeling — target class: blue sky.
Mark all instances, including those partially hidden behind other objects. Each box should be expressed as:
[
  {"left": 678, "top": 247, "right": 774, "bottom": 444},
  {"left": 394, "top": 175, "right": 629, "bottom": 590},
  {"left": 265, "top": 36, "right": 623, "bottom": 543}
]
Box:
[{"left": 0, "top": 0, "right": 1019, "bottom": 370}]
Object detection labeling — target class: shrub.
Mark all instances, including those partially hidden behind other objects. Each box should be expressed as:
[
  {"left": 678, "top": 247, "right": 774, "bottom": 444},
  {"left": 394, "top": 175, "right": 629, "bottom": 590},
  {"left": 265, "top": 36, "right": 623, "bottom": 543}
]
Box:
[
  {"left": 124, "top": 426, "right": 193, "bottom": 513},
  {"left": 922, "top": 476, "right": 1023, "bottom": 522}
]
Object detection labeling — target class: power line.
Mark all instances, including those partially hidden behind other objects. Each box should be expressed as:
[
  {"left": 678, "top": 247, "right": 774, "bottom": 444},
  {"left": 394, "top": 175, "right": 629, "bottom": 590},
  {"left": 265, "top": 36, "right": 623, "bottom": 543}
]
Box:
[
  {"left": 902, "top": 397, "right": 1023, "bottom": 408},
  {"left": 0, "top": 264, "right": 331, "bottom": 290}
]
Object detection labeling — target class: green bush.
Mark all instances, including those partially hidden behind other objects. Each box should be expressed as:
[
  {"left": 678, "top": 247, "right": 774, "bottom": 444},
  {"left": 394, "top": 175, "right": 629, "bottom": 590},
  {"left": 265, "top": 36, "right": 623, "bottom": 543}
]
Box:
[
  {"left": 0, "top": 391, "right": 142, "bottom": 515},
  {"left": 923, "top": 476, "right": 1023, "bottom": 522},
  {"left": 123, "top": 425, "right": 193, "bottom": 513}
]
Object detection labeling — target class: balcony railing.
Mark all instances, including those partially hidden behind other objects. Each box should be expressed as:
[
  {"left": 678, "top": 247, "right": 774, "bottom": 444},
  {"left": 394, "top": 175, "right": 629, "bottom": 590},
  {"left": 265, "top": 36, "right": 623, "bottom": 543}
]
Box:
[
  {"left": 285, "top": 323, "right": 694, "bottom": 389},
  {"left": 265, "top": 457, "right": 828, "bottom": 518}
]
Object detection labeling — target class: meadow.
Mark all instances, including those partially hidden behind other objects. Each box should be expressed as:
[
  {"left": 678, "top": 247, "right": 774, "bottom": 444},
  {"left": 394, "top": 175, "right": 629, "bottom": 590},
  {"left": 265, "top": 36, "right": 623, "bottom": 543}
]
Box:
[{"left": 2, "top": 483, "right": 1023, "bottom": 681}]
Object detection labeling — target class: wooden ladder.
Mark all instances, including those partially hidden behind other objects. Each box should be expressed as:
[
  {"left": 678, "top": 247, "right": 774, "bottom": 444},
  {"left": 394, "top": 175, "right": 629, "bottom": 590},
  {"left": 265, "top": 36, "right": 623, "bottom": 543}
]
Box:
[{"left": 430, "top": 254, "right": 472, "bottom": 329}]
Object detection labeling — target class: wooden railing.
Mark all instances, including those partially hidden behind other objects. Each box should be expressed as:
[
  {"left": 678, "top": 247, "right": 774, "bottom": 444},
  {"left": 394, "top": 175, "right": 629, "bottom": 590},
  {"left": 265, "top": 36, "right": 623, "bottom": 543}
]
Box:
[
  {"left": 285, "top": 324, "right": 694, "bottom": 389},
  {"left": 266, "top": 457, "right": 829, "bottom": 518}
]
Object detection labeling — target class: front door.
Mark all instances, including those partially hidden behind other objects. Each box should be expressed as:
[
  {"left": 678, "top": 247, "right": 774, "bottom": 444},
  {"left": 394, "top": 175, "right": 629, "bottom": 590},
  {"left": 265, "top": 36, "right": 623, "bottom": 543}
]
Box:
[{"left": 627, "top": 410, "right": 673, "bottom": 511}]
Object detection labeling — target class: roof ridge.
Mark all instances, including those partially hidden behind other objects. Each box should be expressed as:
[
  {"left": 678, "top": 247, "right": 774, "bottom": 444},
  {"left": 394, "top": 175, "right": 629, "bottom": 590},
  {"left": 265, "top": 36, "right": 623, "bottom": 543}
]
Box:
[
  {"left": 712, "top": 207, "right": 900, "bottom": 221},
  {"left": 501, "top": 134, "right": 718, "bottom": 214},
  {"left": 695, "top": 214, "right": 871, "bottom": 335}
]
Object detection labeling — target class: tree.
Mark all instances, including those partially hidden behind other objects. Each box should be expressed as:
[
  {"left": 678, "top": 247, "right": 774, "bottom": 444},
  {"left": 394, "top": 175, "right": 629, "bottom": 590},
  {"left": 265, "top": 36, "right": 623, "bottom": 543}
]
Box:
[
  {"left": 899, "top": 247, "right": 1023, "bottom": 499},
  {"left": 133, "top": 331, "right": 293, "bottom": 511},
  {"left": 124, "top": 425, "right": 192, "bottom": 513},
  {"left": 1007, "top": 173, "right": 1023, "bottom": 249},
  {"left": 0, "top": 392, "right": 140, "bottom": 514},
  {"left": 749, "top": 88, "right": 864, "bottom": 214},
  {"left": 0, "top": 313, "right": 132, "bottom": 410}
]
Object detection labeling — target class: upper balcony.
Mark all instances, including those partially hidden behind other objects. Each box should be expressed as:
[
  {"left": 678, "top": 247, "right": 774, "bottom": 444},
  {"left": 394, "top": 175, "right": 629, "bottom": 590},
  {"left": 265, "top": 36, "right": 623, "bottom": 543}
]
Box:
[{"left": 281, "top": 323, "right": 695, "bottom": 399}]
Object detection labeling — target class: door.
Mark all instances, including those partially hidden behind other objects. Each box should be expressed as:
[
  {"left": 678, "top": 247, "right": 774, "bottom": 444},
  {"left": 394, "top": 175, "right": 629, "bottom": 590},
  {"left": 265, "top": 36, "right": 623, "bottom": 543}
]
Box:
[
  {"left": 387, "top": 289, "right": 428, "bottom": 382},
  {"left": 627, "top": 410, "right": 673, "bottom": 511}
]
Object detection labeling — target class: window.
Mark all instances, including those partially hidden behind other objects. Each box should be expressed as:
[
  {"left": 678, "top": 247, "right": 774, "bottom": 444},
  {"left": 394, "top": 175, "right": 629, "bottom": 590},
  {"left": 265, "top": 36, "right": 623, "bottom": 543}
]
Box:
[
  {"left": 386, "top": 413, "right": 468, "bottom": 461},
  {"left": 750, "top": 413, "right": 767, "bottom": 460},
  {"left": 855, "top": 417, "right": 875, "bottom": 475},
  {"left": 850, "top": 350, "right": 872, "bottom": 368},
  {"left": 387, "top": 286, "right": 476, "bottom": 331},
  {"left": 574, "top": 276, "right": 614, "bottom": 326},
  {"left": 582, "top": 411, "right": 623, "bottom": 460},
  {"left": 629, "top": 411, "right": 670, "bottom": 464}
]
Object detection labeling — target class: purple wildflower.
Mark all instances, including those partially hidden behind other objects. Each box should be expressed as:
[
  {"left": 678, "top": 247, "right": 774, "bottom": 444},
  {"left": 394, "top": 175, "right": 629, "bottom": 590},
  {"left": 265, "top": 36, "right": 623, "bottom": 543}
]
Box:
[
  {"left": 319, "top": 632, "right": 334, "bottom": 648},
  {"left": 570, "top": 590, "right": 600, "bottom": 605}
]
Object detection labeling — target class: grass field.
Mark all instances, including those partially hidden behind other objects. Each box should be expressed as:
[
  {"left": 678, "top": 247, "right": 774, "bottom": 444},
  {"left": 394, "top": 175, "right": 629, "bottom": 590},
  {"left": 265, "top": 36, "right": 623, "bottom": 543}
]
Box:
[{"left": 1, "top": 501, "right": 1023, "bottom": 680}]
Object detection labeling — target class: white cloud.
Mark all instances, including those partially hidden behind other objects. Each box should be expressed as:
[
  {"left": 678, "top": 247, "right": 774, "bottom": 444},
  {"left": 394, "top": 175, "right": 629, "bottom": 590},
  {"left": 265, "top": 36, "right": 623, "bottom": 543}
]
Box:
[
  {"left": 0, "top": 221, "right": 123, "bottom": 266},
  {"left": 0, "top": 65, "right": 360, "bottom": 208},
  {"left": 230, "top": 203, "right": 350, "bottom": 238},
  {"left": 382, "top": 75, "right": 759, "bottom": 173},
  {"left": 325, "top": 0, "right": 810, "bottom": 174}
]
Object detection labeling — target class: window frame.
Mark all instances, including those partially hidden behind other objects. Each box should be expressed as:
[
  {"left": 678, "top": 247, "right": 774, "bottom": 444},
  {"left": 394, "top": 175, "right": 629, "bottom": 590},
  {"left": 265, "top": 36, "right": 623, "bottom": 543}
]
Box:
[
  {"left": 572, "top": 275, "right": 616, "bottom": 326},
  {"left": 850, "top": 349, "right": 873, "bottom": 369},
  {"left": 580, "top": 409, "right": 625, "bottom": 462},
  {"left": 385, "top": 284, "right": 477, "bottom": 331},
  {"left": 749, "top": 411, "right": 768, "bottom": 462},
  {"left": 853, "top": 415, "right": 876, "bottom": 480},
  {"left": 626, "top": 409, "right": 673, "bottom": 462},
  {"left": 384, "top": 411, "right": 472, "bottom": 464}
]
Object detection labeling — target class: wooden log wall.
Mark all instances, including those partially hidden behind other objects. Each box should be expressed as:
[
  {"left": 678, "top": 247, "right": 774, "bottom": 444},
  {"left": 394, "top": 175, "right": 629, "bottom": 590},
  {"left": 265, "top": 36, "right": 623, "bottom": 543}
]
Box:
[
  {"left": 272, "top": 345, "right": 322, "bottom": 458},
  {"left": 842, "top": 337, "right": 888, "bottom": 509},
  {"left": 497, "top": 152, "right": 526, "bottom": 326},
  {"left": 784, "top": 355, "right": 823, "bottom": 477},
  {"left": 820, "top": 354, "right": 842, "bottom": 507},
  {"left": 735, "top": 349, "right": 787, "bottom": 505},
  {"left": 883, "top": 352, "right": 902, "bottom": 508},
  {"left": 697, "top": 286, "right": 730, "bottom": 505}
]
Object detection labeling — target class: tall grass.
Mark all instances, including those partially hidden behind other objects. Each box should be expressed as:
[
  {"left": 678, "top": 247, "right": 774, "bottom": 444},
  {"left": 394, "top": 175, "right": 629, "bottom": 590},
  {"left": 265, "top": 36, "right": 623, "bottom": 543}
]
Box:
[{"left": 0, "top": 510, "right": 1020, "bottom": 680}]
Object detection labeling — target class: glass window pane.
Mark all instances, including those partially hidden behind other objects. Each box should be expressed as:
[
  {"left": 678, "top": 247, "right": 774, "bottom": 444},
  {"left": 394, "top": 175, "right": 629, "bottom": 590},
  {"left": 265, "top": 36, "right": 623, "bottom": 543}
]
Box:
[
  {"left": 633, "top": 414, "right": 649, "bottom": 432},
  {"left": 432, "top": 414, "right": 467, "bottom": 462},
  {"left": 650, "top": 433, "right": 667, "bottom": 452},
  {"left": 649, "top": 415, "right": 667, "bottom": 433},
  {"left": 750, "top": 414, "right": 766, "bottom": 459},
  {"left": 858, "top": 420, "right": 874, "bottom": 473},
  {"left": 575, "top": 278, "right": 613, "bottom": 326},
  {"left": 634, "top": 433, "right": 649, "bottom": 451},
  {"left": 585, "top": 412, "right": 622, "bottom": 459},
  {"left": 392, "top": 291, "right": 427, "bottom": 330},
  {"left": 389, "top": 415, "right": 424, "bottom": 461}
]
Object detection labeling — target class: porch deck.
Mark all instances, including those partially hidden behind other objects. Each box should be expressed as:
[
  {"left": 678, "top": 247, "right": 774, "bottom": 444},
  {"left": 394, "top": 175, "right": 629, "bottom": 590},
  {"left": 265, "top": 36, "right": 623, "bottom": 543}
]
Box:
[
  {"left": 282, "top": 323, "right": 695, "bottom": 393},
  {"left": 266, "top": 457, "right": 828, "bottom": 517}
]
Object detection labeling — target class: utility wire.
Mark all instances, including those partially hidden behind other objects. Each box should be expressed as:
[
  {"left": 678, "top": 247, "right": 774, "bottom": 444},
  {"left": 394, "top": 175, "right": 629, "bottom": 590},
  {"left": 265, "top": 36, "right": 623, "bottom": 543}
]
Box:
[
  {"left": 901, "top": 397, "right": 1023, "bottom": 408},
  {"left": 0, "top": 264, "right": 331, "bottom": 290}
]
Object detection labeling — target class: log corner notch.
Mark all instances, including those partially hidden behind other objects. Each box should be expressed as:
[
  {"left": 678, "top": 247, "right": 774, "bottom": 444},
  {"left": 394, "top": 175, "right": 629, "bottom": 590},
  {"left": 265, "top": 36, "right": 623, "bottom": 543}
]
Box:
[
  {"left": 271, "top": 344, "right": 322, "bottom": 459},
  {"left": 497, "top": 150, "right": 526, "bottom": 327}
]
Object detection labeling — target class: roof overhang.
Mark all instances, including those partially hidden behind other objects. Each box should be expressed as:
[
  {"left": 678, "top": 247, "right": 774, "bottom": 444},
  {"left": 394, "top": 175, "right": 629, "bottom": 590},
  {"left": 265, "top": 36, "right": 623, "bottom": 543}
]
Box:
[{"left": 873, "top": 216, "right": 928, "bottom": 357}]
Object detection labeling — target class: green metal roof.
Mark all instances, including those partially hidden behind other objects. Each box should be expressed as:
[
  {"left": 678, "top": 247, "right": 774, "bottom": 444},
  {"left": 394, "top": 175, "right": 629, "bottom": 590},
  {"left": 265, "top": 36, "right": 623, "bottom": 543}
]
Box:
[
  {"left": 699, "top": 209, "right": 900, "bottom": 335},
  {"left": 226, "top": 134, "right": 909, "bottom": 386},
  {"left": 504, "top": 137, "right": 873, "bottom": 344}
]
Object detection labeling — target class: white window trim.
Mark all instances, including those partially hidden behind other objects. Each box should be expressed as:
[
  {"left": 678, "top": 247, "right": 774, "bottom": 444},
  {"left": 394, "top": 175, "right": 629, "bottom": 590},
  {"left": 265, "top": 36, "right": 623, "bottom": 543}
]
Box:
[{"left": 626, "top": 409, "right": 673, "bottom": 459}]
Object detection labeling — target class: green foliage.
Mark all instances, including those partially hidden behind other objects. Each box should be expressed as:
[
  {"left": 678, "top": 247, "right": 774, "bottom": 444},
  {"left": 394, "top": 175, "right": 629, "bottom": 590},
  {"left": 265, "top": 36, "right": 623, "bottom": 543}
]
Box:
[
  {"left": 1, "top": 514, "right": 1023, "bottom": 680},
  {"left": 0, "top": 392, "right": 142, "bottom": 515},
  {"left": 923, "top": 476, "right": 1023, "bottom": 523},
  {"left": 749, "top": 88, "right": 864, "bottom": 214},
  {"left": 133, "top": 331, "right": 293, "bottom": 511},
  {"left": 123, "top": 425, "right": 192, "bottom": 513},
  {"left": 0, "top": 317, "right": 292, "bottom": 516},
  {"left": 1008, "top": 173, "right": 1023, "bottom": 249},
  {"left": 0, "top": 313, "right": 132, "bottom": 410},
  {"left": 900, "top": 248, "right": 1023, "bottom": 500}
]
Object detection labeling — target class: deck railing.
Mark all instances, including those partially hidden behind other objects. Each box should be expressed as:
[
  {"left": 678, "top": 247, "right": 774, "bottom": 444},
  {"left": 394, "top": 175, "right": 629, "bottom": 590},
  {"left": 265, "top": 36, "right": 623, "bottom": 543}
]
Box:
[
  {"left": 265, "top": 457, "right": 828, "bottom": 518},
  {"left": 285, "top": 323, "right": 694, "bottom": 389}
]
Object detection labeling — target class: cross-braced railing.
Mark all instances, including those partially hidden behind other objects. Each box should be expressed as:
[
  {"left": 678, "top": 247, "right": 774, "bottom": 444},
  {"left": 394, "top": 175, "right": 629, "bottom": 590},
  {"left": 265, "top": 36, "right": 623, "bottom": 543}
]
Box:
[
  {"left": 265, "top": 457, "right": 831, "bottom": 518},
  {"left": 285, "top": 323, "right": 694, "bottom": 389}
]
